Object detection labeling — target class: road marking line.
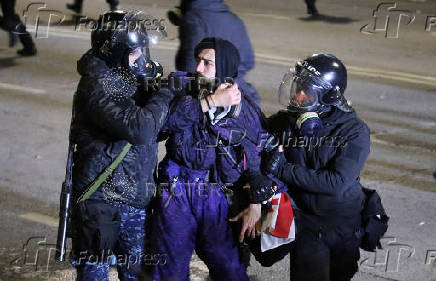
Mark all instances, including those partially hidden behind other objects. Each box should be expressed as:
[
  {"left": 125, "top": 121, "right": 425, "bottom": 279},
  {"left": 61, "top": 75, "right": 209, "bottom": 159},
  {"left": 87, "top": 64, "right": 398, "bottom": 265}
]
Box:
[
  {"left": 19, "top": 212, "right": 58, "bottom": 228},
  {"left": 0, "top": 82, "right": 46, "bottom": 95},
  {"left": 48, "top": 30, "right": 89, "bottom": 40},
  {"left": 240, "top": 12, "right": 291, "bottom": 21},
  {"left": 254, "top": 54, "right": 436, "bottom": 87},
  {"left": 29, "top": 26, "right": 436, "bottom": 87}
]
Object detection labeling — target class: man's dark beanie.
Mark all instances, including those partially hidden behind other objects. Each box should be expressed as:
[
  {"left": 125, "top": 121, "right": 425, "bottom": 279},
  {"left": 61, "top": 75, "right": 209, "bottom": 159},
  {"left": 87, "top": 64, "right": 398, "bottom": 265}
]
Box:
[{"left": 194, "top": 37, "right": 240, "bottom": 83}]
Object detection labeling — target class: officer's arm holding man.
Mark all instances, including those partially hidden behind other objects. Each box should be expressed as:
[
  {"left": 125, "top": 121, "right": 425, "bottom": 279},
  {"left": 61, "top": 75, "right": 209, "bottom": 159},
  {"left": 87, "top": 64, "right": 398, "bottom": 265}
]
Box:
[{"left": 262, "top": 127, "right": 370, "bottom": 195}]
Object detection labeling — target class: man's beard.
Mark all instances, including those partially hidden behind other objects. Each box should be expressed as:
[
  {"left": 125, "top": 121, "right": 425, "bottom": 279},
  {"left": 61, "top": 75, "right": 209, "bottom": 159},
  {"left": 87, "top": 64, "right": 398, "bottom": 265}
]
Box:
[
  {"left": 196, "top": 72, "right": 216, "bottom": 83},
  {"left": 195, "top": 72, "right": 217, "bottom": 94}
]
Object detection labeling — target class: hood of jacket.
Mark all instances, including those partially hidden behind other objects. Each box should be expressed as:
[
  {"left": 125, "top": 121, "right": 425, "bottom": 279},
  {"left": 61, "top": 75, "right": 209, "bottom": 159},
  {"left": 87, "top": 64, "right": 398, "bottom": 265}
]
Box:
[
  {"left": 77, "top": 49, "right": 137, "bottom": 99},
  {"left": 77, "top": 49, "right": 110, "bottom": 79},
  {"left": 320, "top": 107, "right": 356, "bottom": 126}
]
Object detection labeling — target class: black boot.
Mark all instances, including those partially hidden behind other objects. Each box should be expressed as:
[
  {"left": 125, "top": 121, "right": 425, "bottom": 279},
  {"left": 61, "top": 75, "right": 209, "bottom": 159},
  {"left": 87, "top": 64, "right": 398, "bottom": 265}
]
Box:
[
  {"left": 66, "top": 3, "right": 82, "bottom": 14},
  {"left": 305, "top": 0, "right": 319, "bottom": 15},
  {"left": 307, "top": 5, "right": 319, "bottom": 15},
  {"left": 17, "top": 32, "right": 37, "bottom": 57},
  {"left": 109, "top": 4, "right": 119, "bottom": 11},
  {"left": 8, "top": 31, "right": 17, "bottom": 48},
  {"left": 108, "top": 0, "right": 119, "bottom": 11}
]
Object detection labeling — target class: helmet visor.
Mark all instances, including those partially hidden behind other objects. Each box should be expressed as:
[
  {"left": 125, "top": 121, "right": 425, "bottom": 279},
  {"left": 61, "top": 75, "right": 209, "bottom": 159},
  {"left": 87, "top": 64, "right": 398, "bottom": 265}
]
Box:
[
  {"left": 129, "top": 47, "right": 146, "bottom": 68},
  {"left": 279, "top": 67, "right": 332, "bottom": 111}
]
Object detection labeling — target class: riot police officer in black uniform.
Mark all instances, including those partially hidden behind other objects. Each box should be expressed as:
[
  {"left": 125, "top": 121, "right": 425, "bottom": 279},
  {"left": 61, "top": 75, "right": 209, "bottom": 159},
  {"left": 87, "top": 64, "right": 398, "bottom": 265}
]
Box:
[
  {"left": 68, "top": 10, "right": 173, "bottom": 281},
  {"left": 0, "top": 0, "right": 36, "bottom": 56},
  {"left": 262, "top": 54, "right": 370, "bottom": 281}
]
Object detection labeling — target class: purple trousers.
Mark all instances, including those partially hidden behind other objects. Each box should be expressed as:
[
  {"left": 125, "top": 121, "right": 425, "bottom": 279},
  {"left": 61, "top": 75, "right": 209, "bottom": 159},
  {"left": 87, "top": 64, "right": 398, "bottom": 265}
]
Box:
[{"left": 149, "top": 167, "right": 249, "bottom": 281}]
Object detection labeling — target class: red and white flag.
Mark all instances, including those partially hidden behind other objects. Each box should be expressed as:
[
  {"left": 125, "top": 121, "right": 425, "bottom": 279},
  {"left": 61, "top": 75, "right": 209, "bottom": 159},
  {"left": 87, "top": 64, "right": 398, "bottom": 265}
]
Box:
[{"left": 261, "top": 192, "right": 296, "bottom": 252}]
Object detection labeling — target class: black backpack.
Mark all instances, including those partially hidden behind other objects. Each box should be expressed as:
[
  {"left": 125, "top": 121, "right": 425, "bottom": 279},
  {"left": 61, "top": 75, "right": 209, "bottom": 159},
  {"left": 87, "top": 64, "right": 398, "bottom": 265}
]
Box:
[{"left": 360, "top": 187, "right": 389, "bottom": 252}]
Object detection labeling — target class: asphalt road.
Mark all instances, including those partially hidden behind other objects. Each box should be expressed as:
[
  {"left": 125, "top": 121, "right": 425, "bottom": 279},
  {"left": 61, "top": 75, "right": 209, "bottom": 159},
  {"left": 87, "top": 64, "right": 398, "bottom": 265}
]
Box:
[{"left": 0, "top": 0, "right": 435, "bottom": 280}]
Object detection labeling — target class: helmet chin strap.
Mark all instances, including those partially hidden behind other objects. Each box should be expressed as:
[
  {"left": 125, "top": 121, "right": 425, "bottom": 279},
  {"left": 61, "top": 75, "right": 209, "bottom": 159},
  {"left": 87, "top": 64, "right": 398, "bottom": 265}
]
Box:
[
  {"left": 317, "top": 104, "right": 332, "bottom": 115},
  {"left": 335, "top": 95, "right": 353, "bottom": 112}
]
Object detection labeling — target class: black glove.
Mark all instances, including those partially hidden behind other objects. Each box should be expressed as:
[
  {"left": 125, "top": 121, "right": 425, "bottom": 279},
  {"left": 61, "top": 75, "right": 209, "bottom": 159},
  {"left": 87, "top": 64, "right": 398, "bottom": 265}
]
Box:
[
  {"left": 261, "top": 149, "right": 287, "bottom": 177},
  {"left": 263, "top": 135, "right": 279, "bottom": 153},
  {"left": 249, "top": 173, "right": 276, "bottom": 204}
]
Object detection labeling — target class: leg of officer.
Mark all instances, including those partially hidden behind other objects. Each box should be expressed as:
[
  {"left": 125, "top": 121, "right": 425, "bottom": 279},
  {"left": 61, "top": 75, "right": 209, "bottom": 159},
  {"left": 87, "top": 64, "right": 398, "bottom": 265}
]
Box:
[
  {"left": 328, "top": 224, "right": 361, "bottom": 281},
  {"left": 76, "top": 263, "right": 110, "bottom": 281},
  {"left": 289, "top": 228, "right": 330, "bottom": 281},
  {"left": 115, "top": 204, "right": 146, "bottom": 281}
]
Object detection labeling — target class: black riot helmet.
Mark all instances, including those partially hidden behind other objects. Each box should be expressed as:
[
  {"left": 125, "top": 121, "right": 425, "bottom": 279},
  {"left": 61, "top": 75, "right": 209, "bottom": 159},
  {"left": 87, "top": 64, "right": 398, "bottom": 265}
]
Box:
[
  {"left": 91, "top": 10, "right": 165, "bottom": 79},
  {"left": 279, "top": 54, "right": 352, "bottom": 113}
]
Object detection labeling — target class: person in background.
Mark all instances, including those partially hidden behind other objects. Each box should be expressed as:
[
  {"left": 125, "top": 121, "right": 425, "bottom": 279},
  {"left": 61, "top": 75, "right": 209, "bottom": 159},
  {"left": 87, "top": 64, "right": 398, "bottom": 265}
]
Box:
[
  {"left": 0, "top": 0, "right": 36, "bottom": 56},
  {"left": 305, "top": 0, "right": 319, "bottom": 15},
  {"left": 171, "top": 0, "right": 260, "bottom": 104}
]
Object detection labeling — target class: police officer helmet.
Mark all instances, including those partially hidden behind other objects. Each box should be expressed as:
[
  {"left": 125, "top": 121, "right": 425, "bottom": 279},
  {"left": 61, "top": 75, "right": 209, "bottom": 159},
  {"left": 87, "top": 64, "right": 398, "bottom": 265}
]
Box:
[
  {"left": 91, "top": 10, "right": 164, "bottom": 79},
  {"left": 280, "top": 54, "right": 352, "bottom": 113}
]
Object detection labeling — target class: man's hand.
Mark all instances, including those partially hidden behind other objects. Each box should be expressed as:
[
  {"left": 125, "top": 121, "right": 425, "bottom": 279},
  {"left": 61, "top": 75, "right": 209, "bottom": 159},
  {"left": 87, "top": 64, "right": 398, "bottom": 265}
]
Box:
[
  {"left": 209, "top": 83, "right": 241, "bottom": 107},
  {"left": 229, "top": 204, "right": 262, "bottom": 243}
]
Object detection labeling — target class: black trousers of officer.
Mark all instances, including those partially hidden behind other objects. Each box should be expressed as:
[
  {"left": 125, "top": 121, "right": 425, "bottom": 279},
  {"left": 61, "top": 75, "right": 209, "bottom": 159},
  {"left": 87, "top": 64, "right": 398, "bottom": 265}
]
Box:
[
  {"left": 289, "top": 213, "right": 362, "bottom": 281},
  {"left": 0, "top": 0, "right": 34, "bottom": 50}
]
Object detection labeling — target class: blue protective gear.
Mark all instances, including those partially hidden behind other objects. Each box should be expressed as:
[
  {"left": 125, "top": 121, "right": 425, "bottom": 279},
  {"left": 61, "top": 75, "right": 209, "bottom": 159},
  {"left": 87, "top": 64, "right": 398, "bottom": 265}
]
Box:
[{"left": 72, "top": 204, "right": 146, "bottom": 281}]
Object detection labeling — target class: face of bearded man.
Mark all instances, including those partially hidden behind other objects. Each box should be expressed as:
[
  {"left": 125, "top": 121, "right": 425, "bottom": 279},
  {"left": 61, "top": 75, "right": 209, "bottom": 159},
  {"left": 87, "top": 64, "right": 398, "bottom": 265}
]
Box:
[{"left": 195, "top": 48, "right": 216, "bottom": 81}]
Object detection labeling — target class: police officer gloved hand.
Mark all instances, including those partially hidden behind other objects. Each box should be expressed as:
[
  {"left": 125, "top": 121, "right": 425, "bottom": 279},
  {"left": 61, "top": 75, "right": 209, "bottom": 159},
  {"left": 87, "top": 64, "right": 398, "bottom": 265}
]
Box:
[
  {"left": 249, "top": 173, "right": 276, "bottom": 204},
  {"left": 261, "top": 145, "right": 287, "bottom": 177}
]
